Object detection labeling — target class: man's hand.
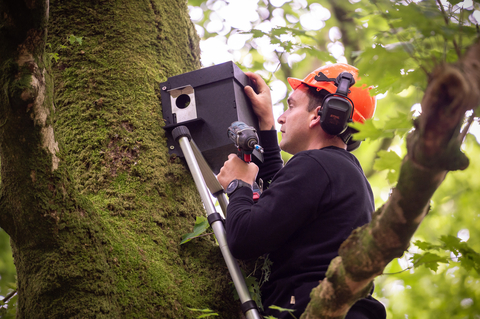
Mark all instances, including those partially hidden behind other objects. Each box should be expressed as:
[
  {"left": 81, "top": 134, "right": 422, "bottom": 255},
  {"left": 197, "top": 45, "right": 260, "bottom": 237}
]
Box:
[
  {"left": 217, "top": 154, "right": 259, "bottom": 190},
  {"left": 244, "top": 72, "right": 275, "bottom": 131}
]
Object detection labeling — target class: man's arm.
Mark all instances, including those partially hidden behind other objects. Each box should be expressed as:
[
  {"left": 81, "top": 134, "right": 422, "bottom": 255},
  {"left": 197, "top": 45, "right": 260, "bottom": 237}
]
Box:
[
  {"left": 254, "top": 130, "right": 283, "bottom": 190},
  {"left": 244, "top": 72, "right": 283, "bottom": 187},
  {"left": 225, "top": 153, "right": 330, "bottom": 260},
  {"left": 244, "top": 72, "right": 275, "bottom": 131}
]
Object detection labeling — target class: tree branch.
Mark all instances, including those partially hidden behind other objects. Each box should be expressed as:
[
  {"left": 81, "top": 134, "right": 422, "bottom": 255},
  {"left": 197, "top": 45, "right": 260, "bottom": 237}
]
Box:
[
  {"left": 0, "top": 289, "right": 17, "bottom": 304},
  {"left": 301, "top": 39, "right": 480, "bottom": 319},
  {"left": 436, "top": 0, "right": 462, "bottom": 58}
]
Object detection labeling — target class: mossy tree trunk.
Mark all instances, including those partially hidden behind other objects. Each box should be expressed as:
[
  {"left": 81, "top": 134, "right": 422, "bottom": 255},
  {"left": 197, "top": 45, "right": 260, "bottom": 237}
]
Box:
[{"left": 0, "top": 0, "right": 238, "bottom": 317}]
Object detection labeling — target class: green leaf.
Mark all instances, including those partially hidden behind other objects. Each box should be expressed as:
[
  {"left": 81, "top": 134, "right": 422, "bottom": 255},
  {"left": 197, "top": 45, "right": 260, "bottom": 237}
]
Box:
[
  {"left": 48, "top": 52, "right": 60, "bottom": 63},
  {"left": 439, "top": 235, "right": 462, "bottom": 252},
  {"left": 446, "top": 0, "right": 463, "bottom": 5},
  {"left": 249, "top": 29, "right": 267, "bottom": 38},
  {"left": 413, "top": 240, "right": 439, "bottom": 251},
  {"left": 180, "top": 216, "right": 209, "bottom": 245},
  {"left": 68, "top": 34, "right": 83, "bottom": 45},
  {"left": 187, "top": 308, "right": 219, "bottom": 318},
  {"left": 373, "top": 150, "right": 402, "bottom": 184},
  {"left": 386, "top": 170, "right": 400, "bottom": 185},
  {"left": 411, "top": 252, "right": 449, "bottom": 272},
  {"left": 300, "top": 47, "right": 335, "bottom": 63},
  {"left": 69, "top": 34, "right": 76, "bottom": 45},
  {"left": 269, "top": 305, "right": 295, "bottom": 312},
  {"left": 384, "top": 112, "right": 414, "bottom": 134},
  {"left": 245, "top": 275, "right": 263, "bottom": 310},
  {"left": 440, "top": 235, "right": 480, "bottom": 273},
  {"left": 187, "top": 308, "right": 216, "bottom": 313},
  {"left": 197, "top": 314, "right": 219, "bottom": 318},
  {"left": 350, "top": 119, "right": 394, "bottom": 141},
  {"left": 356, "top": 44, "right": 411, "bottom": 95},
  {"left": 373, "top": 150, "right": 402, "bottom": 171}
]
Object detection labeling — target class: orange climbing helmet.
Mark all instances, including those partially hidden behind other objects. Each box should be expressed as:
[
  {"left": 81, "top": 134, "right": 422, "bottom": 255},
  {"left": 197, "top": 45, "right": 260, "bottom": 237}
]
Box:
[{"left": 287, "top": 63, "right": 376, "bottom": 124}]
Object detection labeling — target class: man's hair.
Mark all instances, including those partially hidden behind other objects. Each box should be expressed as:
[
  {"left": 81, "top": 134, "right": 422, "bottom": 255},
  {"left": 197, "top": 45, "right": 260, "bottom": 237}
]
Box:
[{"left": 305, "top": 85, "right": 329, "bottom": 112}]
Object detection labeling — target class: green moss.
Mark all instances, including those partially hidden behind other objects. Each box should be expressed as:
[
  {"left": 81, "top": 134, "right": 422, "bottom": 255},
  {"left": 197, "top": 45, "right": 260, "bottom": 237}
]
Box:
[{"left": 26, "top": 0, "right": 239, "bottom": 317}]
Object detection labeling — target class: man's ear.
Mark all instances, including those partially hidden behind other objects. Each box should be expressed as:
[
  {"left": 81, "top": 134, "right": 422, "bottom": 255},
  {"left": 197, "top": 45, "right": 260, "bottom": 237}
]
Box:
[{"left": 310, "top": 106, "right": 322, "bottom": 128}]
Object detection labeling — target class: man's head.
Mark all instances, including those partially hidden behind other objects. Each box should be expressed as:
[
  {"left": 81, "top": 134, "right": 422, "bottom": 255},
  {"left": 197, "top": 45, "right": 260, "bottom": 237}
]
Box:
[
  {"left": 285, "top": 63, "right": 376, "bottom": 151},
  {"left": 278, "top": 84, "right": 340, "bottom": 155}
]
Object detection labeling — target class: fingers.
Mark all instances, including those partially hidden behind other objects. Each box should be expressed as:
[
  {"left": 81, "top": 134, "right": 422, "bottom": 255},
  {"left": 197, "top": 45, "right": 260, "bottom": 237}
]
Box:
[
  {"left": 243, "top": 73, "right": 275, "bottom": 130},
  {"left": 244, "top": 85, "right": 258, "bottom": 104},
  {"left": 217, "top": 154, "right": 259, "bottom": 189},
  {"left": 245, "top": 72, "right": 269, "bottom": 93}
]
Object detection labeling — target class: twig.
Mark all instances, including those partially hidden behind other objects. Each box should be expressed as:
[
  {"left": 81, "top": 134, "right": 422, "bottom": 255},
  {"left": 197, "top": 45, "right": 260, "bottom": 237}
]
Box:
[
  {"left": 436, "top": 0, "right": 462, "bottom": 58},
  {"left": 459, "top": 113, "right": 476, "bottom": 143},
  {"left": 382, "top": 255, "right": 457, "bottom": 276},
  {"left": 188, "top": 232, "right": 214, "bottom": 241},
  {"left": 1, "top": 290, "right": 17, "bottom": 304}
]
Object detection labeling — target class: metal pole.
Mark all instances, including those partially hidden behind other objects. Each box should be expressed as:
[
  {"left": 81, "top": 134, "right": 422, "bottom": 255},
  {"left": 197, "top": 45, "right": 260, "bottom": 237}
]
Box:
[
  {"left": 215, "top": 193, "right": 229, "bottom": 218},
  {"left": 173, "top": 126, "right": 262, "bottom": 319}
]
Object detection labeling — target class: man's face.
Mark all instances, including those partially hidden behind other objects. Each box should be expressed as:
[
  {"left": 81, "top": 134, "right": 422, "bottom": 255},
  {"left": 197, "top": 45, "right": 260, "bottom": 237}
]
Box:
[{"left": 278, "top": 85, "right": 317, "bottom": 155}]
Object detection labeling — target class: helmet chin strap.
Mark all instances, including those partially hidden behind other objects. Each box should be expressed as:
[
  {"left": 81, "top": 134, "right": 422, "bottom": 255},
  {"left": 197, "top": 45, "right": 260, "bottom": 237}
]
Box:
[{"left": 338, "top": 128, "right": 361, "bottom": 152}]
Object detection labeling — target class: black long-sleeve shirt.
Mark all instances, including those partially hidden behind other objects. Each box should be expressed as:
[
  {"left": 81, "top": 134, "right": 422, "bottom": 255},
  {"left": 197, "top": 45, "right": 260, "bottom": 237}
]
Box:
[{"left": 226, "top": 130, "right": 386, "bottom": 319}]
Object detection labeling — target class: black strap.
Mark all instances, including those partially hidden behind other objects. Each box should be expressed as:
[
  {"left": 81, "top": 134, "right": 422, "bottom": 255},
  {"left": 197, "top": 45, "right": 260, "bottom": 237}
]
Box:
[
  {"left": 207, "top": 212, "right": 224, "bottom": 226},
  {"left": 240, "top": 300, "right": 258, "bottom": 314}
]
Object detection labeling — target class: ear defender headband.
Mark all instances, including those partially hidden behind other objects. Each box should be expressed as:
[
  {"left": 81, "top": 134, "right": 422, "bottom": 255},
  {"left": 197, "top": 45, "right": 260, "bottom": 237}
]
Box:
[{"left": 315, "top": 71, "right": 356, "bottom": 136}]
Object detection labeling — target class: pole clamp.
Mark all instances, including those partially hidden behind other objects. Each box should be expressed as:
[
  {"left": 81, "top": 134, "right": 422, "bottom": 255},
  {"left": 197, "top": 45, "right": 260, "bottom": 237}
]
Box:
[
  {"left": 207, "top": 212, "right": 224, "bottom": 226},
  {"left": 240, "top": 300, "right": 258, "bottom": 315}
]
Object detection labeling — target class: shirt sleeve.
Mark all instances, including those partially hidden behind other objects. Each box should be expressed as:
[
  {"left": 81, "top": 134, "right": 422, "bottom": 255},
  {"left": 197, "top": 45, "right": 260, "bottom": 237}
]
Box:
[{"left": 226, "top": 152, "right": 330, "bottom": 260}]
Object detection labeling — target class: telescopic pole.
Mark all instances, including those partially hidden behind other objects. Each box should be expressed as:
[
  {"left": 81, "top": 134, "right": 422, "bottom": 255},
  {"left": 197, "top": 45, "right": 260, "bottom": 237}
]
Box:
[{"left": 172, "top": 126, "right": 262, "bottom": 319}]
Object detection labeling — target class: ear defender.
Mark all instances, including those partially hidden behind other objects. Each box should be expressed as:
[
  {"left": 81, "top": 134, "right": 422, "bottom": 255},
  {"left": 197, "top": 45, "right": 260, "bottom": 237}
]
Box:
[{"left": 317, "top": 72, "right": 356, "bottom": 136}]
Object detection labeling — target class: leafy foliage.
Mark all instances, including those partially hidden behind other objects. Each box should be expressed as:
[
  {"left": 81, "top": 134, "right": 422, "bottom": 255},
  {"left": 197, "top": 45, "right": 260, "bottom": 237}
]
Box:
[
  {"left": 180, "top": 216, "right": 210, "bottom": 245},
  {"left": 265, "top": 305, "right": 297, "bottom": 319},
  {"left": 46, "top": 34, "right": 83, "bottom": 63},
  {"left": 187, "top": 307, "right": 219, "bottom": 318},
  {"left": 0, "top": 292, "right": 17, "bottom": 319},
  {"left": 413, "top": 235, "right": 480, "bottom": 273},
  {"left": 373, "top": 150, "right": 402, "bottom": 185},
  {"left": 0, "top": 228, "right": 16, "bottom": 318}
]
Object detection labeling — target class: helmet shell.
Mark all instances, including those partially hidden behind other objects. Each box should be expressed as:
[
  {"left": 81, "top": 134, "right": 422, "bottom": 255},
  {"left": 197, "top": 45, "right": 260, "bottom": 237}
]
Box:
[{"left": 287, "top": 63, "right": 376, "bottom": 123}]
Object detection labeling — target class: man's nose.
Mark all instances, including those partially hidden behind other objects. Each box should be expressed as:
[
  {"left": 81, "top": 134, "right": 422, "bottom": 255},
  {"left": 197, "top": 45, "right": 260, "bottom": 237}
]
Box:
[{"left": 278, "top": 112, "right": 286, "bottom": 124}]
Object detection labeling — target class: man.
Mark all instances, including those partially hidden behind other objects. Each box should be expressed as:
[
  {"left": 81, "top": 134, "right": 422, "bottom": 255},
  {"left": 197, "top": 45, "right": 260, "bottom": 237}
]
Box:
[{"left": 217, "top": 63, "right": 386, "bottom": 319}]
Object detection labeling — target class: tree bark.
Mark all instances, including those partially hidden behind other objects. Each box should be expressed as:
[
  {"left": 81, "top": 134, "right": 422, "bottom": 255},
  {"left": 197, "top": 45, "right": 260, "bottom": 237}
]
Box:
[
  {"left": 302, "top": 40, "right": 480, "bottom": 319},
  {"left": 0, "top": 0, "right": 238, "bottom": 317}
]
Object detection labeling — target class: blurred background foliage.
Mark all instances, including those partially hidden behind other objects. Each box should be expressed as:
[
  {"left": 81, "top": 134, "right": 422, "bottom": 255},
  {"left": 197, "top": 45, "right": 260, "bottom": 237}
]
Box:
[
  {"left": 0, "top": 229, "right": 16, "bottom": 318},
  {"left": 1, "top": 0, "right": 479, "bottom": 317}
]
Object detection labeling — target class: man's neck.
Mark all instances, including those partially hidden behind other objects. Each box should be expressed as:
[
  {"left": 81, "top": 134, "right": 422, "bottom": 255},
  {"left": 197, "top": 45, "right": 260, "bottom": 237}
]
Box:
[{"left": 307, "top": 135, "right": 346, "bottom": 151}]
